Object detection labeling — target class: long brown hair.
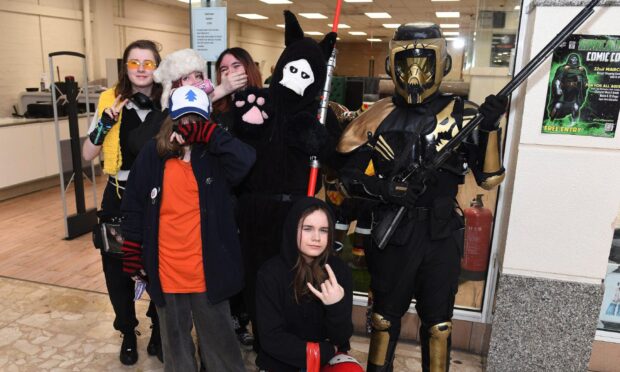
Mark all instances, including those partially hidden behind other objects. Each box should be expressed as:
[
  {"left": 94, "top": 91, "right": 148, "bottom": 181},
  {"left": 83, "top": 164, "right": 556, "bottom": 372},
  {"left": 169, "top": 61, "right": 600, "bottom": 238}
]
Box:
[
  {"left": 213, "top": 47, "right": 263, "bottom": 114},
  {"left": 292, "top": 205, "right": 334, "bottom": 304},
  {"left": 155, "top": 113, "right": 206, "bottom": 158},
  {"left": 115, "top": 40, "right": 163, "bottom": 103}
]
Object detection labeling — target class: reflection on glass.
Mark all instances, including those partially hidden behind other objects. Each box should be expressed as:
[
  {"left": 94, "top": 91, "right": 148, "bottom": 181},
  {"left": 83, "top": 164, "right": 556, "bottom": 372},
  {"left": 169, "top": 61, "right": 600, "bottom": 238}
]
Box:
[{"left": 491, "top": 34, "right": 516, "bottom": 67}]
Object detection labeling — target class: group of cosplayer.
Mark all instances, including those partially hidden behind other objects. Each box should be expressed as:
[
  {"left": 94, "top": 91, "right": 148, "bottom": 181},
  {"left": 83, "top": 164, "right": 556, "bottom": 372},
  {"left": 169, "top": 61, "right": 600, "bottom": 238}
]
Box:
[{"left": 84, "top": 10, "right": 508, "bottom": 372}]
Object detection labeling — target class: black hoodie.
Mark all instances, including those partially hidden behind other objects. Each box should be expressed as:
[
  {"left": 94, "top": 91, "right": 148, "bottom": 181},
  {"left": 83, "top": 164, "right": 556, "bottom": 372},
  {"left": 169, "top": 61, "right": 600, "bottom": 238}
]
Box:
[{"left": 256, "top": 197, "right": 353, "bottom": 371}]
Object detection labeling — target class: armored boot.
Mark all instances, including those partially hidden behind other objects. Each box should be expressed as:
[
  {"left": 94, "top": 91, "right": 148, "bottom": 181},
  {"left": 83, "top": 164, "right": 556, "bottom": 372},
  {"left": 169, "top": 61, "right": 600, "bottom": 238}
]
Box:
[
  {"left": 366, "top": 313, "right": 399, "bottom": 372},
  {"left": 420, "top": 322, "right": 452, "bottom": 372}
]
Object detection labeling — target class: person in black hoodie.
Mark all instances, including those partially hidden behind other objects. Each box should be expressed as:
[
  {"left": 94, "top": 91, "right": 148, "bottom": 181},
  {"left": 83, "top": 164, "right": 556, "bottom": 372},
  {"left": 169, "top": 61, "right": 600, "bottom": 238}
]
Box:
[
  {"left": 255, "top": 197, "right": 363, "bottom": 372},
  {"left": 232, "top": 10, "right": 341, "bottom": 352}
]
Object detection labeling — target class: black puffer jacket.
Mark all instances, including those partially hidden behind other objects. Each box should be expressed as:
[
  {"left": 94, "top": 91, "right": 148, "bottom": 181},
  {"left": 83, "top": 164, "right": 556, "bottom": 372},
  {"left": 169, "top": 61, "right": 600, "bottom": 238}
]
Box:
[{"left": 256, "top": 197, "right": 353, "bottom": 372}]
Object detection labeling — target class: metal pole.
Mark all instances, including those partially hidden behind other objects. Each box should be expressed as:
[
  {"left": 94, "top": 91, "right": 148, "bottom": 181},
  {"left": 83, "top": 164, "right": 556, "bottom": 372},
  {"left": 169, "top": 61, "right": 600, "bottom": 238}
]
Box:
[{"left": 50, "top": 56, "right": 69, "bottom": 238}]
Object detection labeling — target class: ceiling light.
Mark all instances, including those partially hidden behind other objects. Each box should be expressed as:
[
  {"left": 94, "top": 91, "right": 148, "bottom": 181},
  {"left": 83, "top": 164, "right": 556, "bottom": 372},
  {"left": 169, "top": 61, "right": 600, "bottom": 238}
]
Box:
[
  {"left": 328, "top": 23, "right": 351, "bottom": 29},
  {"left": 349, "top": 31, "right": 367, "bottom": 36},
  {"left": 443, "top": 31, "right": 459, "bottom": 36},
  {"left": 305, "top": 31, "right": 324, "bottom": 36},
  {"left": 260, "top": 0, "right": 292, "bottom": 3},
  {"left": 440, "top": 23, "right": 459, "bottom": 28},
  {"left": 382, "top": 23, "right": 401, "bottom": 29},
  {"left": 367, "top": 38, "right": 382, "bottom": 42},
  {"left": 276, "top": 24, "right": 285, "bottom": 28},
  {"left": 365, "top": 12, "right": 391, "bottom": 19},
  {"left": 445, "top": 37, "right": 457, "bottom": 41},
  {"left": 344, "top": 0, "right": 373, "bottom": 2},
  {"left": 515, "top": 5, "right": 521, "bottom": 10},
  {"left": 451, "top": 38, "right": 465, "bottom": 49},
  {"left": 237, "top": 14, "right": 268, "bottom": 20},
  {"left": 436, "top": 12, "right": 460, "bottom": 18},
  {"left": 299, "top": 13, "right": 328, "bottom": 19}
]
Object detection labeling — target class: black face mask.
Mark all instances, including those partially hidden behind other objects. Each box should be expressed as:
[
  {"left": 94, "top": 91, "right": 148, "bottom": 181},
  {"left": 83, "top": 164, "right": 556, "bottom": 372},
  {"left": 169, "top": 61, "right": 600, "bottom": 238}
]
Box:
[{"left": 130, "top": 92, "right": 153, "bottom": 110}]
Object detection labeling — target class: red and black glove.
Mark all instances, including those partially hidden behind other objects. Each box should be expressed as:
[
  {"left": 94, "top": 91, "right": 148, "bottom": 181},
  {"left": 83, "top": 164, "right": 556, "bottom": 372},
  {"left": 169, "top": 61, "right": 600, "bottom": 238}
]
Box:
[
  {"left": 121, "top": 239, "right": 145, "bottom": 280},
  {"left": 174, "top": 119, "right": 219, "bottom": 144}
]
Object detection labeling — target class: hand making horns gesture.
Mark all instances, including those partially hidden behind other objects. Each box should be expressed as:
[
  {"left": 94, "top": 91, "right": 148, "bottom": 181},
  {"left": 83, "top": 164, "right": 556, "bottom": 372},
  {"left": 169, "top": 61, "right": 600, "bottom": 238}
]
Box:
[
  {"left": 104, "top": 95, "right": 129, "bottom": 121},
  {"left": 307, "top": 264, "right": 345, "bottom": 305}
]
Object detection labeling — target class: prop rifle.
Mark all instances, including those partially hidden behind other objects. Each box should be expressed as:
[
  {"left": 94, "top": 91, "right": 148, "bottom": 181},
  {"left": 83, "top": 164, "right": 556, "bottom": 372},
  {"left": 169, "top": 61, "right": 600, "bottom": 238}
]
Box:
[
  {"left": 373, "top": 0, "right": 602, "bottom": 249},
  {"left": 307, "top": 0, "right": 343, "bottom": 197}
]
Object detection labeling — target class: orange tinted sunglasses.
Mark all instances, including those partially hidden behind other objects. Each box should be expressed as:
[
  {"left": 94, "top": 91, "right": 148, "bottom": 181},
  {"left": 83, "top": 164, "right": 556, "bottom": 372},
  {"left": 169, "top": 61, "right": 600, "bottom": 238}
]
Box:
[{"left": 126, "top": 59, "right": 157, "bottom": 70}]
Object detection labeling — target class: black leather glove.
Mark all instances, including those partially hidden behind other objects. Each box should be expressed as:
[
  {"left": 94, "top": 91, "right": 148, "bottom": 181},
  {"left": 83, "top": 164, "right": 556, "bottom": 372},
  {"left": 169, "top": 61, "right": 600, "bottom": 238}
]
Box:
[
  {"left": 89, "top": 111, "right": 116, "bottom": 145},
  {"left": 479, "top": 94, "right": 508, "bottom": 131},
  {"left": 379, "top": 179, "right": 425, "bottom": 208}
]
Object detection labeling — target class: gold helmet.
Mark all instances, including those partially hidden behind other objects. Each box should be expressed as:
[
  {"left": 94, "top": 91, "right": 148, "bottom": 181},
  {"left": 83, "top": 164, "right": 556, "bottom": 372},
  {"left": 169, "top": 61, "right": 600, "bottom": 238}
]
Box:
[{"left": 386, "top": 23, "right": 452, "bottom": 104}]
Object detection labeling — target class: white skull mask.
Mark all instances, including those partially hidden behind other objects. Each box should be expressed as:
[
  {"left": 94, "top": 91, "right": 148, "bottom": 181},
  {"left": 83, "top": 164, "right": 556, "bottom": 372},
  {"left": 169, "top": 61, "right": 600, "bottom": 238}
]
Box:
[{"left": 278, "top": 59, "right": 315, "bottom": 96}]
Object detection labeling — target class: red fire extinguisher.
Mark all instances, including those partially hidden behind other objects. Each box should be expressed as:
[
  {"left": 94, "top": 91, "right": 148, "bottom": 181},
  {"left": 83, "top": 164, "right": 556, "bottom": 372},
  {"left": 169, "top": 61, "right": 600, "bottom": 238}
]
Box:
[{"left": 461, "top": 194, "right": 493, "bottom": 280}]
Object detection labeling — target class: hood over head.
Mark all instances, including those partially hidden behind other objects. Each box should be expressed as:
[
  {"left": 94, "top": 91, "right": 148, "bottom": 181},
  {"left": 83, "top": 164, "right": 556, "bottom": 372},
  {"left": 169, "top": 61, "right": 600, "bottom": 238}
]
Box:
[
  {"left": 280, "top": 197, "right": 334, "bottom": 268},
  {"left": 269, "top": 11, "right": 337, "bottom": 113}
]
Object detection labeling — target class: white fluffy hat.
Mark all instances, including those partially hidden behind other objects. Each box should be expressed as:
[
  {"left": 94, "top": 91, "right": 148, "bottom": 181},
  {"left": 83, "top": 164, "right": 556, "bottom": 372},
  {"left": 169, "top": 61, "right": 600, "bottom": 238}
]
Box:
[{"left": 153, "top": 48, "right": 208, "bottom": 109}]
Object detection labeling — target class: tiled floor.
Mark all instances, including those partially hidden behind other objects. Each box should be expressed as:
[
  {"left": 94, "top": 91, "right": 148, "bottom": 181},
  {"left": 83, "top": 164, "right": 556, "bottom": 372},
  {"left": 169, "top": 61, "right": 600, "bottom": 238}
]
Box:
[
  {"left": 0, "top": 182, "right": 484, "bottom": 371},
  {"left": 0, "top": 276, "right": 484, "bottom": 371}
]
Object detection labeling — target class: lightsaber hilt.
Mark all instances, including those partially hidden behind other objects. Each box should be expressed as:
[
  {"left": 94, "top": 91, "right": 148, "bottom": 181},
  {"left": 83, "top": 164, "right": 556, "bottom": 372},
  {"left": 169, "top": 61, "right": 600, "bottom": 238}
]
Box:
[{"left": 318, "top": 48, "right": 338, "bottom": 125}]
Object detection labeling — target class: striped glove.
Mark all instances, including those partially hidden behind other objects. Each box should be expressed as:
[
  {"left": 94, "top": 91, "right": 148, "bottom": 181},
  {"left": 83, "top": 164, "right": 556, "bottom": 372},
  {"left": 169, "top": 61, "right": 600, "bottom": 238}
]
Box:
[
  {"left": 121, "top": 239, "right": 145, "bottom": 280},
  {"left": 174, "top": 119, "right": 219, "bottom": 144}
]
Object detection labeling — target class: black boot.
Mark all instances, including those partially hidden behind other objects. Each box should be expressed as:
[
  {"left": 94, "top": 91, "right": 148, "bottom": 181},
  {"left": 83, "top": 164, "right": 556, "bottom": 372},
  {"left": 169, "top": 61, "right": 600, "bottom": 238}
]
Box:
[
  {"left": 147, "top": 323, "right": 163, "bottom": 363},
  {"left": 119, "top": 331, "right": 138, "bottom": 365}
]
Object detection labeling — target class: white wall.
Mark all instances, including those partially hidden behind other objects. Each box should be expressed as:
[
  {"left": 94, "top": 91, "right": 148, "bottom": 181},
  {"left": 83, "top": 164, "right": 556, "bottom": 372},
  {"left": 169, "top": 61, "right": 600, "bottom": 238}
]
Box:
[
  {"left": 0, "top": 0, "right": 191, "bottom": 118},
  {"left": 228, "top": 19, "right": 284, "bottom": 82},
  {"left": 501, "top": 5, "right": 620, "bottom": 285}
]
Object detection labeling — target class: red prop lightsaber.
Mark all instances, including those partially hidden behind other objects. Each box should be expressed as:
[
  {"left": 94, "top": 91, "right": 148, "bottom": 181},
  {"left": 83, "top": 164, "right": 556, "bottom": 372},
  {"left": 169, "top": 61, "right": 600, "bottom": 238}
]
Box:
[{"left": 307, "top": 0, "right": 343, "bottom": 197}]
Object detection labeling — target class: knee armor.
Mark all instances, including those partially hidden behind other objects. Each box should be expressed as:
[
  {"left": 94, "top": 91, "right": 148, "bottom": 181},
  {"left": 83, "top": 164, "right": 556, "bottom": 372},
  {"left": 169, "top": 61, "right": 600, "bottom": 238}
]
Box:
[
  {"left": 429, "top": 321, "right": 452, "bottom": 372},
  {"left": 368, "top": 312, "right": 392, "bottom": 366}
]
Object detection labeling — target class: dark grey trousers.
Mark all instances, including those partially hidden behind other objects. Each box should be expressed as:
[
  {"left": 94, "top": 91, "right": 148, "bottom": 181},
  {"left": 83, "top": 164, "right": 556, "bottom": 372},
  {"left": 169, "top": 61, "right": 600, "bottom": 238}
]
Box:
[{"left": 157, "top": 293, "right": 245, "bottom": 372}]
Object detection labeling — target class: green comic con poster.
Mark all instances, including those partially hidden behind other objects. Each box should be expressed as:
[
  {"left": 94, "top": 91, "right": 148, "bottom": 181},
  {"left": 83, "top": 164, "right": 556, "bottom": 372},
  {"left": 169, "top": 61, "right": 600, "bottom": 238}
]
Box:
[{"left": 542, "top": 34, "right": 620, "bottom": 138}]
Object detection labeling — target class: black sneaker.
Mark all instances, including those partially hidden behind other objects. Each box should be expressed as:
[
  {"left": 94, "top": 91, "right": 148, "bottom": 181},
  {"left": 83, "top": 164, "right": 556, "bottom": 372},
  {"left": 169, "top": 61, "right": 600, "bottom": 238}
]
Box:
[
  {"left": 147, "top": 323, "right": 163, "bottom": 363},
  {"left": 119, "top": 331, "right": 138, "bottom": 365}
]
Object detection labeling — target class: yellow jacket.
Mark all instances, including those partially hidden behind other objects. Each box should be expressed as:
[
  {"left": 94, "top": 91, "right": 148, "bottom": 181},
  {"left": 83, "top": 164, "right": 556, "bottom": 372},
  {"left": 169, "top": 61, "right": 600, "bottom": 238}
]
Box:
[{"left": 97, "top": 88, "right": 122, "bottom": 175}]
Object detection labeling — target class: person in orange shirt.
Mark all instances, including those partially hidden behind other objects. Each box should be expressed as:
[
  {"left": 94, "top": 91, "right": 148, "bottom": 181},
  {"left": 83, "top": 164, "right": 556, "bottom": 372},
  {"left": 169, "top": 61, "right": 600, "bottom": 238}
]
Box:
[{"left": 121, "top": 85, "right": 255, "bottom": 371}]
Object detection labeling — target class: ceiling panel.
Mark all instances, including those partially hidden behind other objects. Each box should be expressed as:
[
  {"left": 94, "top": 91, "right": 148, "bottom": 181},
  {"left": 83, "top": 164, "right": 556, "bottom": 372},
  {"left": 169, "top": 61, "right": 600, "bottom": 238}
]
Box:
[{"left": 155, "top": 0, "right": 520, "bottom": 42}]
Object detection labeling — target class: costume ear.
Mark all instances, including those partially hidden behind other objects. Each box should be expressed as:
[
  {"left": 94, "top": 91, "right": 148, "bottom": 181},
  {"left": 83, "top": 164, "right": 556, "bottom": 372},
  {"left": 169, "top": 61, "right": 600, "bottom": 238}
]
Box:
[
  {"left": 319, "top": 32, "right": 338, "bottom": 61},
  {"left": 284, "top": 11, "right": 304, "bottom": 46}
]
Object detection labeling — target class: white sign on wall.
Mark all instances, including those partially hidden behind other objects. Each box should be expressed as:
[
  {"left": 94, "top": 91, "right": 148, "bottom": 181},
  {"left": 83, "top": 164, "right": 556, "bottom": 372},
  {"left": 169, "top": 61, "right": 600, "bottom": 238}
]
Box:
[{"left": 191, "top": 7, "right": 227, "bottom": 62}]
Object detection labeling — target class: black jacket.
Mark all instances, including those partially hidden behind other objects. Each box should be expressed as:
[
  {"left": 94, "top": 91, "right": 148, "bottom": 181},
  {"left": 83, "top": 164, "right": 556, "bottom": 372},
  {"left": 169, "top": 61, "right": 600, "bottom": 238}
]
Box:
[
  {"left": 121, "top": 129, "right": 256, "bottom": 306},
  {"left": 256, "top": 197, "right": 353, "bottom": 372}
]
